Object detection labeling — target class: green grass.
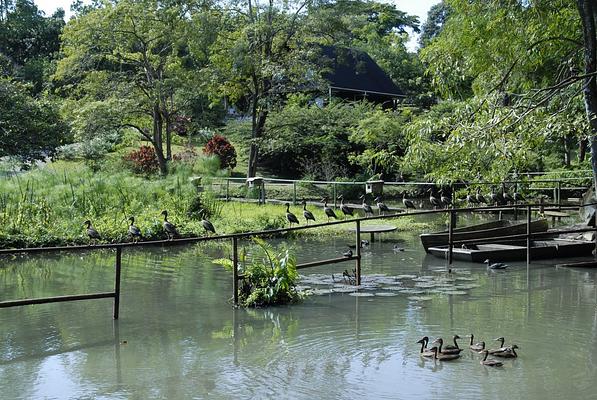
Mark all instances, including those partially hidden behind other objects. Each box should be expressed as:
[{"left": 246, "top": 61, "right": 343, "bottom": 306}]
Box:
[{"left": 0, "top": 160, "right": 432, "bottom": 248}]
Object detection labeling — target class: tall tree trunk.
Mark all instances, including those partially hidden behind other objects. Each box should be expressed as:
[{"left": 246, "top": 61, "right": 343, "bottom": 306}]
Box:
[
  {"left": 153, "top": 103, "right": 168, "bottom": 175},
  {"left": 577, "top": 0, "right": 597, "bottom": 193},
  {"left": 580, "top": 137, "right": 588, "bottom": 162}
]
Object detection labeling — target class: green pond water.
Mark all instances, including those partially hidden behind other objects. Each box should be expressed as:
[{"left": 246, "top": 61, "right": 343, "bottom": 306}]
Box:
[{"left": 2, "top": 214, "right": 597, "bottom": 399}]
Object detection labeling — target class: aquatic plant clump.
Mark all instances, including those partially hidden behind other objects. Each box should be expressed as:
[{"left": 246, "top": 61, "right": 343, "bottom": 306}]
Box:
[{"left": 215, "top": 238, "right": 302, "bottom": 307}]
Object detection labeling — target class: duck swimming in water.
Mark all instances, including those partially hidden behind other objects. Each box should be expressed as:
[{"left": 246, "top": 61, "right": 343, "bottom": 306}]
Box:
[
  {"left": 468, "top": 334, "right": 485, "bottom": 352},
  {"left": 480, "top": 350, "right": 503, "bottom": 367},
  {"left": 443, "top": 335, "right": 461, "bottom": 351},
  {"left": 485, "top": 259, "right": 508, "bottom": 269},
  {"left": 433, "top": 337, "right": 463, "bottom": 355},
  {"left": 488, "top": 337, "right": 509, "bottom": 354},
  {"left": 492, "top": 344, "right": 519, "bottom": 358},
  {"left": 429, "top": 346, "right": 460, "bottom": 361},
  {"left": 416, "top": 337, "right": 435, "bottom": 358}
]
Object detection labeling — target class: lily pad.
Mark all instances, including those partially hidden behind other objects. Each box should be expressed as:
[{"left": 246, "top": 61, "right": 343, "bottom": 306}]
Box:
[{"left": 349, "top": 292, "right": 375, "bottom": 297}]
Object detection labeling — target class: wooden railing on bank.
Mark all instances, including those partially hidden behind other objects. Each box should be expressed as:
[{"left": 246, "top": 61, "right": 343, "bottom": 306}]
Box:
[{"left": 1, "top": 202, "right": 596, "bottom": 316}]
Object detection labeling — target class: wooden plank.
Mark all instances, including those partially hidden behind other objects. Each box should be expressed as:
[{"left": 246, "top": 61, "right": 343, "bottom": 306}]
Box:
[
  {"left": 349, "top": 225, "right": 397, "bottom": 233},
  {"left": 544, "top": 211, "right": 571, "bottom": 217},
  {"left": 296, "top": 255, "right": 358, "bottom": 269},
  {"left": 0, "top": 292, "right": 115, "bottom": 308},
  {"left": 557, "top": 260, "right": 597, "bottom": 268}
]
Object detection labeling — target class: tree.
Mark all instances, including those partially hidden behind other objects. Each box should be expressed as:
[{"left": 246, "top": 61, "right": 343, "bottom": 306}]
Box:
[
  {"left": 0, "top": 0, "right": 65, "bottom": 92},
  {"left": 577, "top": 0, "right": 597, "bottom": 190},
  {"left": 206, "top": 0, "right": 320, "bottom": 178},
  {"left": 0, "top": 77, "right": 70, "bottom": 163},
  {"left": 55, "top": 0, "right": 211, "bottom": 175},
  {"left": 419, "top": 1, "right": 451, "bottom": 48}
]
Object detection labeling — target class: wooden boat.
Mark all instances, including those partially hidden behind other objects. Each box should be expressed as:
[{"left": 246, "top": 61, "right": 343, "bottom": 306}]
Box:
[
  {"left": 428, "top": 239, "right": 595, "bottom": 262},
  {"left": 420, "top": 219, "right": 549, "bottom": 253}
]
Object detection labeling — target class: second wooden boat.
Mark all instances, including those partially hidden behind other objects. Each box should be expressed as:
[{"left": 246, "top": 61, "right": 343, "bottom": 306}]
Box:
[
  {"left": 428, "top": 239, "right": 595, "bottom": 262},
  {"left": 420, "top": 219, "right": 549, "bottom": 253}
]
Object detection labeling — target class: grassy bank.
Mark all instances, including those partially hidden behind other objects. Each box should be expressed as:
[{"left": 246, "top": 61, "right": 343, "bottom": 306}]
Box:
[{"left": 0, "top": 162, "right": 432, "bottom": 249}]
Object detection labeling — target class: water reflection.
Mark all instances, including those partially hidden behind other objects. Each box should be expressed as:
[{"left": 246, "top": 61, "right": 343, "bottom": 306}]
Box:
[{"left": 3, "top": 218, "right": 597, "bottom": 398}]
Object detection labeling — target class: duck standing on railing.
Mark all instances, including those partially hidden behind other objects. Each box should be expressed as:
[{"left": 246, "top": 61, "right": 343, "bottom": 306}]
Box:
[
  {"left": 503, "top": 187, "right": 515, "bottom": 204},
  {"left": 302, "top": 200, "right": 316, "bottom": 224},
  {"left": 466, "top": 191, "right": 478, "bottom": 206},
  {"left": 128, "top": 216, "right": 142, "bottom": 243},
  {"left": 440, "top": 189, "right": 452, "bottom": 208},
  {"left": 200, "top": 210, "right": 216, "bottom": 235},
  {"left": 360, "top": 195, "right": 374, "bottom": 217},
  {"left": 402, "top": 193, "right": 416, "bottom": 212},
  {"left": 428, "top": 189, "right": 442, "bottom": 209},
  {"left": 338, "top": 195, "right": 354, "bottom": 219},
  {"left": 476, "top": 188, "right": 488, "bottom": 205},
  {"left": 161, "top": 210, "right": 179, "bottom": 240},
  {"left": 84, "top": 220, "right": 101, "bottom": 244},
  {"left": 285, "top": 203, "right": 300, "bottom": 228},
  {"left": 322, "top": 197, "right": 338, "bottom": 222},
  {"left": 489, "top": 188, "right": 499, "bottom": 206},
  {"left": 513, "top": 190, "right": 525, "bottom": 204},
  {"left": 375, "top": 196, "right": 390, "bottom": 215}
]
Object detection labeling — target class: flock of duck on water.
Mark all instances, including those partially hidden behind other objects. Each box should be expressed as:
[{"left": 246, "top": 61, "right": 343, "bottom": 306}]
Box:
[
  {"left": 417, "top": 334, "right": 519, "bottom": 367},
  {"left": 82, "top": 186, "right": 527, "bottom": 244}
]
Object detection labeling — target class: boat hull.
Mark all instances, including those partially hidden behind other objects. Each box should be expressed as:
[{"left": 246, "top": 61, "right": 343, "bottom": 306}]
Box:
[
  {"left": 428, "top": 240, "right": 596, "bottom": 262},
  {"left": 420, "top": 219, "right": 549, "bottom": 253}
]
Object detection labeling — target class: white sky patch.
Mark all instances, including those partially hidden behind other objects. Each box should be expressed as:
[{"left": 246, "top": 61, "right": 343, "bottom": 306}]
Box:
[{"left": 34, "top": 0, "right": 440, "bottom": 49}]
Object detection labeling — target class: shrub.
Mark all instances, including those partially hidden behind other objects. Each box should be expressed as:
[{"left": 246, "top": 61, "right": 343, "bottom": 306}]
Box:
[
  {"left": 203, "top": 135, "right": 237, "bottom": 170},
  {"left": 123, "top": 145, "right": 158, "bottom": 174},
  {"left": 214, "top": 238, "right": 301, "bottom": 307}
]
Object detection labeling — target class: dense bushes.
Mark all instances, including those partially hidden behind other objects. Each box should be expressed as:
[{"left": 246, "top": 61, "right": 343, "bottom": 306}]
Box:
[
  {"left": 123, "top": 145, "right": 159, "bottom": 174},
  {"left": 203, "top": 135, "right": 237, "bottom": 170}
]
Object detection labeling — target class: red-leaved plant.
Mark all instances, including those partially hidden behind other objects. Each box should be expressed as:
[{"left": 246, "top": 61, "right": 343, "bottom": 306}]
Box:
[
  {"left": 203, "top": 135, "right": 237, "bottom": 170},
  {"left": 123, "top": 145, "right": 158, "bottom": 174}
]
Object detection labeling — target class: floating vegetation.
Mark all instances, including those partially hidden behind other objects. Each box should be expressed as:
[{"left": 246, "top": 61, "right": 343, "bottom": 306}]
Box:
[
  {"left": 408, "top": 296, "right": 433, "bottom": 301},
  {"left": 299, "top": 269, "right": 481, "bottom": 300},
  {"left": 348, "top": 292, "right": 375, "bottom": 297}
]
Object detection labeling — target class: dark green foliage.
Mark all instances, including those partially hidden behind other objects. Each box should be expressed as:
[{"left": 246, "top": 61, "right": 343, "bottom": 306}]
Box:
[
  {"left": 0, "top": 0, "right": 65, "bottom": 93},
  {"left": 215, "top": 238, "right": 301, "bottom": 307},
  {"left": 0, "top": 77, "right": 70, "bottom": 163}
]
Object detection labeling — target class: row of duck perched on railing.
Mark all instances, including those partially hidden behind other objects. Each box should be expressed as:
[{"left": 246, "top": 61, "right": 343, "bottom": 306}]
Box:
[{"left": 417, "top": 334, "right": 519, "bottom": 367}]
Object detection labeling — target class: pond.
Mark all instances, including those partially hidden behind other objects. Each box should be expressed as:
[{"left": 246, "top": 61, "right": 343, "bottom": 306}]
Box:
[{"left": 1, "top": 213, "right": 597, "bottom": 399}]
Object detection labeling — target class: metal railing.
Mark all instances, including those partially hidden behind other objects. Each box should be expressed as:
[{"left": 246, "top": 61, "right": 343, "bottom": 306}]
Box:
[
  {"left": 210, "top": 174, "right": 594, "bottom": 207},
  {"left": 1, "top": 201, "right": 596, "bottom": 314}
]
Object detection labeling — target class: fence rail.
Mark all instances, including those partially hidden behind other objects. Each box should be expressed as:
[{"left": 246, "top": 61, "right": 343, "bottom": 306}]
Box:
[{"left": 1, "top": 202, "right": 596, "bottom": 314}]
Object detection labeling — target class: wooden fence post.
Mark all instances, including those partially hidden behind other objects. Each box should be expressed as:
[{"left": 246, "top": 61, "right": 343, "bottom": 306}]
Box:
[
  {"left": 448, "top": 209, "right": 455, "bottom": 265},
  {"left": 226, "top": 179, "right": 230, "bottom": 201},
  {"left": 293, "top": 182, "right": 297, "bottom": 205},
  {"left": 232, "top": 237, "right": 239, "bottom": 306},
  {"left": 113, "top": 247, "right": 122, "bottom": 320},
  {"left": 355, "top": 220, "right": 361, "bottom": 286},
  {"left": 527, "top": 204, "right": 532, "bottom": 265}
]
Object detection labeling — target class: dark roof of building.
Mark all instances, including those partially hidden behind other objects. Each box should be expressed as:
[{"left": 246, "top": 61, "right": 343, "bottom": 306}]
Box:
[{"left": 321, "top": 46, "right": 404, "bottom": 98}]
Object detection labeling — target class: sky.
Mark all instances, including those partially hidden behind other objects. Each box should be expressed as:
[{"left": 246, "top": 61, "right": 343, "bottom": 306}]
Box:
[{"left": 34, "top": 0, "right": 440, "bottom": 50}]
